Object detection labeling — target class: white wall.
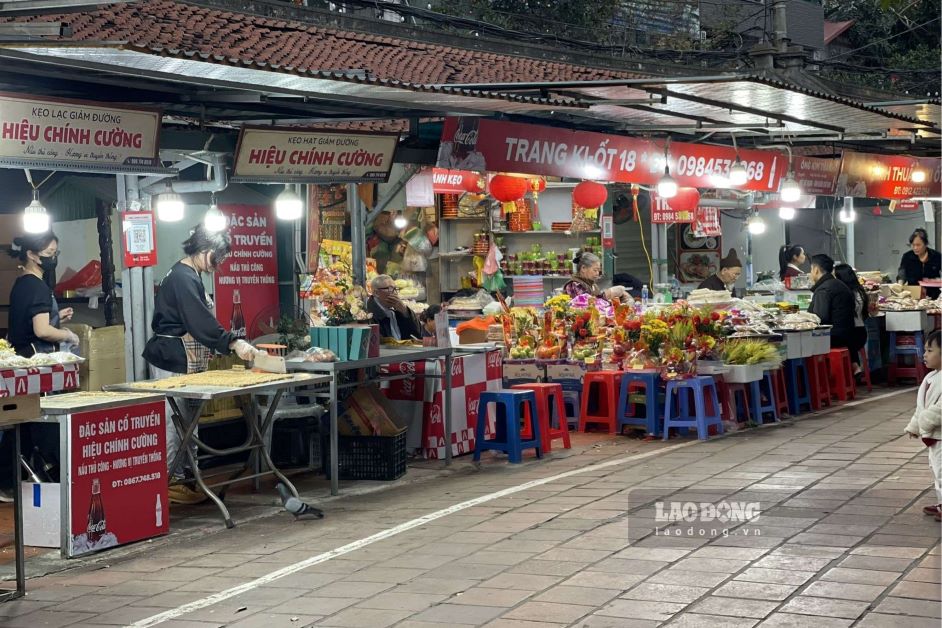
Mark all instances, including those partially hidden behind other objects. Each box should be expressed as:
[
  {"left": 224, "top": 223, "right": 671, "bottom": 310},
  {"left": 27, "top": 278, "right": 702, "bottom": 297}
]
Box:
[{"left": 852, "top": 209, "right": 931, "bottom": 278}]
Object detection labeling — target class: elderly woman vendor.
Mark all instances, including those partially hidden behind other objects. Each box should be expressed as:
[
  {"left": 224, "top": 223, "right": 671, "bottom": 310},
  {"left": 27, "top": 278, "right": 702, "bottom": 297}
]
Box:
[{"left": 562, "top": 252, "right": 627, "bottom": 301}]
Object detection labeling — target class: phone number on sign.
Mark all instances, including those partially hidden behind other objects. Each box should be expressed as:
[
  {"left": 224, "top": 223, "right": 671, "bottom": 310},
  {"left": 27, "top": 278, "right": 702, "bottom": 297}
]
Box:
[
  {"left": 111, "top": 471, "right": 162, "bottom": 489},
  {"left": 674, "top": 155, "right": 766, "bottom": 181}
]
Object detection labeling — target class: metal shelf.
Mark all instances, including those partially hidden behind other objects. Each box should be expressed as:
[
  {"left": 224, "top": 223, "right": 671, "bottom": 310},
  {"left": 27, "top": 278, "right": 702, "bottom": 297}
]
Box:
[{"left": 493, "top": 230, "right": 601, "bottom": 236}]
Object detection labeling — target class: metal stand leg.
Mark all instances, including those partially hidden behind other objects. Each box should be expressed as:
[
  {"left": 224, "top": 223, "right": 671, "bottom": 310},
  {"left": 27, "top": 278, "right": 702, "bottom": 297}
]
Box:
[
  {"left": 329, "top": 375, "right": 339, "bottom": 496},
  {"left": 443, "top": 352, "right": 453, "bottom": 466},
  {"left": 12, "top": 425, "right": 24, "bottom": 597}
]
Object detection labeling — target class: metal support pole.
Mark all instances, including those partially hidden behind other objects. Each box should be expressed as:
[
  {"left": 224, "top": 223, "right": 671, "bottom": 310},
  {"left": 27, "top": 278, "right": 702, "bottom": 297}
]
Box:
[
  {"left": 117, "top": 175, "right": 136, "bottom": 382},
  {"left": 657, "top": 223, "right": 669, "bottom": 285},
  {"left": 649, "top": 220, "right": 660, "bottom": 285},
  {"left": 349, "top": 184, "right": 366, "bottom": 287},
  {"left": 845, "top": 197, "right": 855, "bottom": 267}
]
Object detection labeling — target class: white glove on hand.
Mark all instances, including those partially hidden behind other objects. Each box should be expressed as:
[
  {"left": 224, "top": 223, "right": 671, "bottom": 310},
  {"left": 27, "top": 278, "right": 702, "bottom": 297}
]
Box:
[
  {"left": 64, "top": 330, "right": 80, "bottom": 347},
  {"left": 232, "top": 339, "right": 259, "bottom": 361}
]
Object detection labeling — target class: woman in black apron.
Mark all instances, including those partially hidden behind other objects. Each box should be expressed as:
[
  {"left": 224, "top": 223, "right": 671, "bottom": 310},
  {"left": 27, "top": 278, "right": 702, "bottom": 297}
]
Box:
[
  {"left": 143, "top": 224, "right": 259, "bottom": 504},
  {"left": 0, "top": 231, "right": 78, "bottom": 498}
]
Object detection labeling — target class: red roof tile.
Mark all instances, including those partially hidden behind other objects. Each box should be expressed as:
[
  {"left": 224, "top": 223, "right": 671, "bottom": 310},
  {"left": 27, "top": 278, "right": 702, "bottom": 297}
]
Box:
[{"left": 2, "top": 0, "right": 640, "bottom": 85}]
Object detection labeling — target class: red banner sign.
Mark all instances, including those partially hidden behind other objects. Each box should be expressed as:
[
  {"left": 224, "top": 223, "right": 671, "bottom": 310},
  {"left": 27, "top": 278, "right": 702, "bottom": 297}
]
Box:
[
  {"left": 839, "top": 152, "right": 941, "bottom": 199},
  {"left": 692, "top": 206, "right": 722, "bottom": 237},
  {"left": 214, "top": 205, "right": 279, "bottom": 339},
  {"left": 431, "top": 168, "right": 480, "bottom": 193},
  {"left": 438, "top": 117, "right": 787, "bottom": 192},
  {"left": 68, "top": 400, "right": 168, "bottom": 557},
  {"left": 792, "top": 155, "right": 841, "bottom": 196},
  {"left": 121, "top": 211, "right": 157, "bottom": 268},
  {"left": 651, "top": 188, "right": 700, "bottom": 223}
]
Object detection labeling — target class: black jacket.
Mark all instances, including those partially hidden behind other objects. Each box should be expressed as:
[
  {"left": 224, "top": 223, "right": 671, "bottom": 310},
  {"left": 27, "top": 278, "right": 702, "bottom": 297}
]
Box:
[
  {"left": 809, "top": 274, "right": 855, "bottom": 337},
  {"left": 697, "top": 274, "right": 739, "bottom": 298},
  {"left": 366, "top": 296, "right": 422, "bottom": 341},
  {"left": 899, "top": 249, "right": 941, "bottom": 298}
]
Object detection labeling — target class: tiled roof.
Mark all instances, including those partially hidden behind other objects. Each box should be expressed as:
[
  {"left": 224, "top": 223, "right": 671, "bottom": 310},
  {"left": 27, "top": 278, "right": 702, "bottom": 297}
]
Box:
[
  {"left": 3, "top": 0, "right": 640, "bottom": 85},
  {"left": 823, "top": 20, "right": 855, "bottom": 45}
]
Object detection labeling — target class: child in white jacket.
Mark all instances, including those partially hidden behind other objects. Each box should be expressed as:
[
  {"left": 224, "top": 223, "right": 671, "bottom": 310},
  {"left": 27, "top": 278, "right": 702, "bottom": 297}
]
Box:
[{"left": 904, "top": 330, "right": 942, "bottom": 522}]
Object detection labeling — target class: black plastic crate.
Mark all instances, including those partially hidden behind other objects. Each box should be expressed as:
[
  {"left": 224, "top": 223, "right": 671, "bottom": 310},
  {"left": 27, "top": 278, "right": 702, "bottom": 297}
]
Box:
[
  {"left": 323, "top": 430, "right": 407, "bottom": 481},
  {"left": 271, "top": 416, "right": 323, "bottom": 470}
]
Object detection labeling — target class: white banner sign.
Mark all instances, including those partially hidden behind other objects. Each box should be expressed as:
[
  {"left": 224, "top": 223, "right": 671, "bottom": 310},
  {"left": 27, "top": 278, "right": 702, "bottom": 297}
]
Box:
[
  {"left": 0, "top": 92, "right": 161, "bottom": 168},
  {"left": 233, "top": 127, "right": 398, "bottom": 183}
]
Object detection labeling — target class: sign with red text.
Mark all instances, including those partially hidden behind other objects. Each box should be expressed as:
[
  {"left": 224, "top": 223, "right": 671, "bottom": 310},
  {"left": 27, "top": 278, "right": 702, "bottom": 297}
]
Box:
[
  {"left": 692, "top": 206, "right": 722, "bottom": 237},
  {"left": 651, "top": 188, "right": 700, "bottom": 223},
  {"left": 121, "top": 211, "right": 157, "bottom": 268},
  {"left": 68, "top": 400, "right": 167, "bottom": 557},
  {"left": 431, "top": 168, "right": 481, "bottom": 194},
  {"left": 214, "top": 205, "right": 279, "bottom": 339},
  {"left": 0, "top": 92, "right": 160, "bottom": 170},
  {"left": 792, "top": 155, "right": 842, "bottom": 196},
  {"left": 233, "top": 127, "right": 398, "bottom": 183},
  {"left": 838, "top": 152, "right": 941, "bottom": 199},
  {"left": 438, "top": 117, "right": 786, "bottom": 192}
]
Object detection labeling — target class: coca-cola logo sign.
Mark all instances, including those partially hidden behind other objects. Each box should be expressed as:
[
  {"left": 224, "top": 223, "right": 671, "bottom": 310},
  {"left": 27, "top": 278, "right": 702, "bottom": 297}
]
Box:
[
  {"left": 400, "top": 378, "right": 415, "bottom": 397},
  {"left": 486, "top": 351, "right": 502, "bottom": 369},
  {"left": 451, "top": 359, "right": 463, "bottom": 378},
  {"left": 399, "top": 361, "right": 416, "bottom": 375},
  {"left": 430, "top": 403, "right": 442, "bottom": 424},
  {"left": 467, "top": 398, "right": 480, "bottom": 417}
]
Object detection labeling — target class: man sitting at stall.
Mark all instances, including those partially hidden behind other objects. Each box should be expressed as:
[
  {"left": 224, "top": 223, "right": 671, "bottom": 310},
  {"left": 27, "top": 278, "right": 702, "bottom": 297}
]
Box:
[
  {"left": 808, "top": 253, "right": 855, "bottom": 354},
  {"left": 367, "top": 274, "right": 423, "bottom": 341}
]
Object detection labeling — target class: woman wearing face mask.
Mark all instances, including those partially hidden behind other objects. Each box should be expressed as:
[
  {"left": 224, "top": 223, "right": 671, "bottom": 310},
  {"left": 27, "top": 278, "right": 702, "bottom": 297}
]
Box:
[
  {"left": 7, "top": 231, "right": 78, "bottom": 357},
  {"left": 563, "top": 252, "right": 627, "bottom": 301},
  {"left": 143, "top": 224, "right": 259, "bottom": 504}
]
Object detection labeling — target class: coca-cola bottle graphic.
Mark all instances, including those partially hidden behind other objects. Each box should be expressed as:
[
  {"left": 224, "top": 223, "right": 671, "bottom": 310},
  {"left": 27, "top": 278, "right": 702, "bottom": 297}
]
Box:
[
  {"left": 230, "top": 289, "right": 246, "bottom": 338},
  {"left": 155, "top": 493, "right": 163, "bottom": 528},
  {"left": 86, "top": 478, "right": 106, "bottom": 543}
]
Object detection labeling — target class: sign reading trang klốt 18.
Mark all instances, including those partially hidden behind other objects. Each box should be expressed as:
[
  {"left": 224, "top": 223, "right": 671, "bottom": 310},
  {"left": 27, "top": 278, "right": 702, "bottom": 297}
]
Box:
[
  {"left": 233, "top": 127, "right": 398, "bottom": 183},
  {"left": 0, "top": 92, "right": 161, "bottom": 169}
]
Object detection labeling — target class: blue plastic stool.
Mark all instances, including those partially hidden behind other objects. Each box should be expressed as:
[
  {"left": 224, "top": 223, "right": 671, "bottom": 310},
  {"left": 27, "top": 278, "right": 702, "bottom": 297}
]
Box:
[
  {"left": 662, "top": 376, "right": 723, "bottom": 441},
  {"left": 554, "top": 378, "right": 582, "bottom": 430},
  {"left": 473, "top": 390, "right": 542, "bottom": 463},
  {"left": 748, "top": 371, "right": 780, "bottom": 424},
  {"left": 783, "top": 358, "right": 812, "bottom": 415},
  {"left": 616, "top": 370, "right": 662, "bottom": 437}
]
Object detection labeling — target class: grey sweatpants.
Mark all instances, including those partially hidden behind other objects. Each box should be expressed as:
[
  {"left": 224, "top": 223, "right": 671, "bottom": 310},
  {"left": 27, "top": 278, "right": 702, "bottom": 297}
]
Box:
[{"left": 149, "top": 365, "right": 198, "bottom": 479}]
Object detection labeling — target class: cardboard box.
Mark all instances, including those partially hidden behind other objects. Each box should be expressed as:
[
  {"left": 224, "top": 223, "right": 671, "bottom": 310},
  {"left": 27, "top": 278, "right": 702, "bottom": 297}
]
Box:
[
  {"left": 459, "top": 328, "right": 489, "bottom": 345},
  {"left": 503, "top": 362, "right": 541, "bottom": 381},
  {"left": 340, "top": 385, "right": 406, "bottom": 436},
  {"left": 546, "top": 362, "right": 585, "bottom": 382},
  {"left": 79, "top": 365, "right": 126, "bottom": 392},
  {"left": 65, "top": 324, "right": 125, "bottom": 360},
  {"left": 0, "top": 394, "right": 41, "bottom": 426},
  {"left": 20, "top": 482, "right": 61, "bottom": 548},
  {"left": 886, "top": 310, "right": 929, "bottom": 332}
]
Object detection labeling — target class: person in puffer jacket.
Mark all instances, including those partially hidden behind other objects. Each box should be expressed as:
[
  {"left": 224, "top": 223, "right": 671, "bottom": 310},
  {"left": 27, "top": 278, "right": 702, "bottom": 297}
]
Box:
[{"left": 904, "top": 330, "right": 941, "bottom": 522}]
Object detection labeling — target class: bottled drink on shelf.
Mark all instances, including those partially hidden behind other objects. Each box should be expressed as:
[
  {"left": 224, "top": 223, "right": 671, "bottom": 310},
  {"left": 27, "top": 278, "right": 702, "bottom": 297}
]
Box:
[
  {"left": 641, "top": 284, "right": 649, "bottom": 311},
  {"left": 230, "top": 289, "right": 246, "bottom": 339},
  {"left": 86, "top": 478, "right": 106, "bottom": 543}
]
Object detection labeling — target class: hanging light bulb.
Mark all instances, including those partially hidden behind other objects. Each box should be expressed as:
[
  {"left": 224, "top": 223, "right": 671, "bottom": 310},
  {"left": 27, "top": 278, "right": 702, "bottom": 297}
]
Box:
[
  {"left": 779, "top": 173, "right": 801, "bottom": 203},
  {"left": 22, "top": 191, "right": 50, "bottom": 234},
  {"left": 839, "top": 208, "right": 857, "bottom": 223},
  {"left": 778, "top": 206, "right": 796, "bottom": 220},
  {"left": 657, "top": 139, "right": 678, "bottom": 198},
  {"left": 746, "top": 213, "right": 766, "bottom": 235},
  {"left": 156, "top": 190, "right": 185, "bottom": 222},
  {"left": 274, "top": 185, "right": 303, "bottom": 220},
  {"left": 393, "top": 210, "right": 408, "bottom": 230},
  {"left": 729, "top": 158, "right": 749, "bottom": 186},
  {"left": 204, "top": 194, "right": 226, "bottom": 233},
  {"left": 912, "top": 170, "right": 927, "bottom": 183}
]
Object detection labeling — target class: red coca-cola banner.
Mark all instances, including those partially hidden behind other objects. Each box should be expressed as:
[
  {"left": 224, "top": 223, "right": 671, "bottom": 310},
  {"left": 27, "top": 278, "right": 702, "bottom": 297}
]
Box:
[
  {"left": 214, "top": 205, "right": 279, "bottom": 339},
  {"left": 431, "top": 168, "right": 480, "bottom": 193},
  {"left": 650, "top": 188, "right": 700, "bottom": 223},
  {"left": 838, "top": 152, "right": 941, "bottom": 200},
  {"left": 437, "top": 117, "right": 787, "bottom": 192},
  {"left": 68, "top": 400, "right": 168, "bottom": 557},
  {"left": 792, "top": 155, "right": 842, "bottom": 196}
]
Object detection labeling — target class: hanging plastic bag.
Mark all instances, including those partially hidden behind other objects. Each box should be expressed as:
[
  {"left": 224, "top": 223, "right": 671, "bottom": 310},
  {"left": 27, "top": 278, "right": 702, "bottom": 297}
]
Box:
[
  {"left": 401, "top": 246, "right": 428, "bottom": 272},
  {"left": 483, "top": 240, "right": 502, "bottom": 275}
]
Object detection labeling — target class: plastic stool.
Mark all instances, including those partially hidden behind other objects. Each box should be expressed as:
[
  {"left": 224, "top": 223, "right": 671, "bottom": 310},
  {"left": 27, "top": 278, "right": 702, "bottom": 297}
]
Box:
[
  {"left": 473, "top": 390, "right": 542, "bottom": 463},
  {"left": 784, "top": 358, "right": 812, "bottom": 415},
  {"left": 579, "top": 371, "right": 623, "bottom": 434},
  {"left": 888, "top": 331, "right": 928, "bottom": 385},
  {"left": 770, "top": 368, "right": 789, "bottom": 417},
  {"left": 712, "top": 375, "right": 733, "bottom": 421},
  {"left": 662, "top": 376, "right": 723, "bottom": 441},
  {"left": 749, "top": 371, "right": 780, "bottom": 424},
  {"left": 513, "top": 383, "right": 571, "bottom": 453},
  {"left": 858, "top": 347, "right": 872, "bottom": 392},
  {"left": 805, "top": 354, "right": 832, "bottom": 410},
  {"left": 827, "top": 348, "right": 856, "bottom": 401},
  {"left": 727, "top": 382, "right": 751, "bottom": 423},
  {"left": 555, "top": 379, "right": 582, "bottom": 430},
  {"left": 616, "top": 370, "right": 662, "bottom": 437}
]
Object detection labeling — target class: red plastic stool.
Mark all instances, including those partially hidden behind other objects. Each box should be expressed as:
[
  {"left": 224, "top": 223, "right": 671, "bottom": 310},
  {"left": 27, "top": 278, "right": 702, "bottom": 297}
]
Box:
[
  {"left": 770, "top": 368, "right": 789, "bottom": 417},
  {"left": 805, "top": 354, "right": 832, "bottom": 410},
  {"left": 827, "top": 348, "right": 856, "bottom": 401},
  {"left": 579, "top": 371, "right": 623, "bottom": 434},
  {"left": 727, "top": 382, "right": 751, "bottom": 423},
  {"left": 513, "top": 383, "right": 571, "bottom": 453},
  {"left": 712, "top": 375, "right": 733, "bottom": 421},
  {"left": 858, "top": 347, "right": 872, "bottom": 392}
]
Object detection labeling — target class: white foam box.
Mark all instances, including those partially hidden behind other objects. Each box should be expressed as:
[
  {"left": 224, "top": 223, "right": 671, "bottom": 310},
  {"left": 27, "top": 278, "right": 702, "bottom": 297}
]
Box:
[
  {"left": 20, "top": 482, "right": 61, "bottom": 548},
  {"left": 546, "top": 362, "right": 585, "bottom": 381},
  {"left": 503, "top": 362, "right": 541, "bottom": 381},
  {"left": 886, "top": 311, "right": 929, "bottom": 332},
  {"left": 807, "top": 328, "right": 832, "bottom": 356},
  {"left": 778, "top": 332, "right": 803, "bottom": 360}
]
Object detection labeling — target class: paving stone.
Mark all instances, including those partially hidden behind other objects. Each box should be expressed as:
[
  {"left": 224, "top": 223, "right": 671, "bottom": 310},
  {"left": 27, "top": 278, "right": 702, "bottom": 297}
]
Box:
[
  {"left": 751, "top": 555, "right": 833, "bottom": 571},
  {"left": 850, "top": 546, "right": 927, "bottom": 558},
  {"left": 855, "top": 613, "right": 941, "bottom": 628},
  {"left": 735, "top": 568, "right": 817, "bottom": 586},
  {"left": 888, "top": 580, "right": 942, "bottom": 600},
  {"left": 355, "top": 591, "right": 447, "bottom": 612},
  {"left": 904, "top": 568, "right": 941, "bottom": 583},
  {"left": 838, "top": 555, "right": 916, "bottom": 571},
  {"left": 561, "top": 571, "right": 646, "bottom": 590},
  {"left": 317, "top": 606, "right": 411, "bottom": 627},
  {"left": 532, "top": 585, "right": 620, "bottom": 606},
  {"left": 713, "top": 581, "right": 798, "bottom": 601},
  {"left": 758, "top": 613, "right": 852, "bottom": 627},
  {"left": 595, "top": 599, "right": 686, "bottom": 621},
  {"left": 483, "top": 620, "right": 568, "bottom": 628},
  {"left": 227, "top": 612, "right": 324, "bottom": 627},
  {"left": 503, "top": 601, "right": 595, "bottom": 623},
  {"left": 820, "top": 568, "right": 902, "bottom": 586},
  {"left": 576, "top": 615, "right": 659, "bottom": 628},
  {"left": 802, "top": 580, "right": 887, "bottom": 602},
  {"left": 649, "top": 569, "right": 730, "bottom": 588},
  {"left": 690, "top": 547, "right": 770, "bottom": 561},
  {"left": 778, "top": 596, "right": 869, "bottom": 619},
  {"left": 396, "top": 578, "right": 480, "bottom": 595},
  {"left": 688, "top": 597, "right": 778, "bottom": 619},
  {"left": 587, "top": 558, "right": 670, "bottom": 576},
  {"left": 666, "top": 613, "right": 759, "bottom": 628},
  {"left": 481, "top": 574, "right": 563, "bottom": 592},
  {"left": 508, "top": 561, "right": 592, "bottom": 577},
  {"left": 621, "top": 583, "right": 710, "bottom": 603},
  {"left": 411, "top": 603, "right": 507, "bottom": 625},
  {"left": 453, "top": 587, "right": 534, "bottom": 607},
  {"left": 871, "top": 597, "right": 942, "bottom": 618}
]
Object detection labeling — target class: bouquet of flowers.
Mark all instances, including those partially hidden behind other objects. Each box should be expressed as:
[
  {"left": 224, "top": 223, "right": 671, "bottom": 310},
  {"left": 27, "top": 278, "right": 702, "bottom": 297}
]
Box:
[{"left": 322, "top": 285, "right": 372, "bottom": 326}]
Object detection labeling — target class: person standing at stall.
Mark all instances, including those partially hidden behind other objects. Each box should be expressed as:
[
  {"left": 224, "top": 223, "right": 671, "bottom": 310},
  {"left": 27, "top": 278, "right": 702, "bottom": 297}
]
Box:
[
  {"left": 698, "top": 249, "right": 743, "bottom": 297},
  {"left": 834, "top": 263, "right": 870, "bottom": 378},
  {"left": 779, "top": 244, "right": 806, "bottom": 282},
  {"left": 143, "top": 224, "right": 260, "bottom": 505},
  {"left": 808, "top": 254, "right": 856, "bottom": 355},
  {"left": 563, "top": 252, "right": 627, "bottom": 301},
  {"left": 898, "top": 228, "right": 941, "bottom": 299}
]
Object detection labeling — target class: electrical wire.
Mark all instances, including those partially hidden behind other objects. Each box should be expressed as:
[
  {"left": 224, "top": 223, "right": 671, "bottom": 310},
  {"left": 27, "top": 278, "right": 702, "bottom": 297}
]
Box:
[{"left": 824, "top": 16, "right": 941, "bottom": 61}]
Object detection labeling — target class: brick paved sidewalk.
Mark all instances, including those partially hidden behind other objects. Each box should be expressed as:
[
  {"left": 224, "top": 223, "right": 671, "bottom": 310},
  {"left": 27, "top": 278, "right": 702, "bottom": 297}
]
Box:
[{"left": 1, "top": 391, "right": 939, "bottom": 627}]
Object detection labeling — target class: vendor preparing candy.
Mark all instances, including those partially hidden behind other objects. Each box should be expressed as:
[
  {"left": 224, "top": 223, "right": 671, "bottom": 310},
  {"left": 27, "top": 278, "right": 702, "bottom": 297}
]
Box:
[{"left": 562, "top": 252, "right": 627, "bottom": 302}]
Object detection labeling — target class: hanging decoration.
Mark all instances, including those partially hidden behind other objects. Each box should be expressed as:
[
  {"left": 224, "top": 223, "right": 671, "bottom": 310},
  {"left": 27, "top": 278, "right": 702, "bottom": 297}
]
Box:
[
  {"left": 461, "top": 172, "right": 485, "bottom": 194},
  {"left": 488, "top": 174, "right": 528, "bottom": 213}
]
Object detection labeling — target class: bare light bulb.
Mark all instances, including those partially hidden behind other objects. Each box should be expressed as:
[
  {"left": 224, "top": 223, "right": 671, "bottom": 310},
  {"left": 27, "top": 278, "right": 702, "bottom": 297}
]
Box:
[
  {"left": 778, "top": 206, "right": 796, "bottom": 220},
  {"left": 393, "top": 211, "right": 408, "bottom": 229},
  {"left": 746, "top": 214, "right": 766, "bottom": 235},
  {"left": 156, "top": 192, "right": 185, "bottom": 222},
  {"left": 204, "top": 204, "right": 227, "bottom": 233},
  {"left": 274, "top": 186, "right": 303, "bottom": 220},
  {"left": 657, "top": 169, "right": 678, "bottom": 199},
  {"left": 912, "top": 170, "right": 927, "bottom": 183},
  {"left": 23, "top": 197, "right": 50, "bottom": 234},
  {"left": 729, "top": 159, "right": 749, "bottom": 186},
  {"left": 779, "top": 173, "right": 801, "bottom": 203},
  {"left": 839, "top": 208, "right": 857, "bottom": 223}
]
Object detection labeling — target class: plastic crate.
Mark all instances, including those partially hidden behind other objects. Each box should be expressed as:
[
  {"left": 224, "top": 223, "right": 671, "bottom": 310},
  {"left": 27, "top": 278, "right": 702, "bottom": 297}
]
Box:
[{"left": 323, "top": 430, "right": 407, "bottom": 481}]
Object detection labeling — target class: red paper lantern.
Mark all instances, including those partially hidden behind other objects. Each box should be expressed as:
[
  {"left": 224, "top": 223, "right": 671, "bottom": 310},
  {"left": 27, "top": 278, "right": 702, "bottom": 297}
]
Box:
[
  {"left": 573, "top": 181, "right": 608, "bottom": 209},
  {"left": 489, "top": 174, "right": 528, "bottom": 202},
  {"left": 529, "top": 177, "right": 546, "bottom": 194},
  {"left": 461, "top": 172, "right": 484, "bottom": 194}
]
